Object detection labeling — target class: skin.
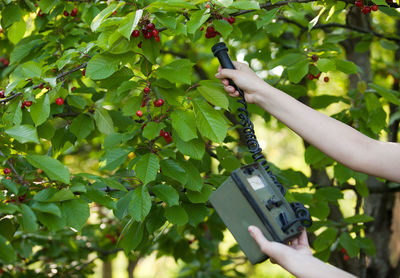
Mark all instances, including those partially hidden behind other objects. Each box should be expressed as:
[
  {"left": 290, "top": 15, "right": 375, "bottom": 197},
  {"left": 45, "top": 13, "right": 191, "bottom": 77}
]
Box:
[{"left": 215, "top": 61, "right": 400, "bottom": 277}]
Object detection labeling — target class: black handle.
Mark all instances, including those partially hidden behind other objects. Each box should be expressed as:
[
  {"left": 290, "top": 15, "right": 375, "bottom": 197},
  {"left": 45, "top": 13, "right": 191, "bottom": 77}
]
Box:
[{"left": 212, "top": 42, "right": 245, "bottom": 98}]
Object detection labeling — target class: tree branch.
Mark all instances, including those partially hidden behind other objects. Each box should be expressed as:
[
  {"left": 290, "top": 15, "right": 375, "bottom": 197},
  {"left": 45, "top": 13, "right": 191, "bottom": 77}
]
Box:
[{"left": 0, "top": 150, "right": 24, "bottom": 184}]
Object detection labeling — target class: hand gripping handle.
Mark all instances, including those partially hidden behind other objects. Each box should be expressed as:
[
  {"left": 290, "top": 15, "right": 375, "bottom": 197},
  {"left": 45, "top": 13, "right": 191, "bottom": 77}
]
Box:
[{"left": 212, "top": 42, "right": 245, "bottom": 98}]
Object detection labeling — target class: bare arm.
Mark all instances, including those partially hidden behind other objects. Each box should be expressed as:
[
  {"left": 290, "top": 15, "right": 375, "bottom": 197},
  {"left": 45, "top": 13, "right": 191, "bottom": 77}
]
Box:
[
  {"left": 215, "top": 62, "right": 400, "bottom": 183},
  {"left": 248, "top": 226, "right": 356, "bottom": 278}
]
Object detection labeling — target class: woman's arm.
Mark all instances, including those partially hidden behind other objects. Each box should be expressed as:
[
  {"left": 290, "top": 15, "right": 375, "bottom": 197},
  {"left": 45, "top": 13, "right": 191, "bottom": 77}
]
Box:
[
  {"left": 216, "top": 62, "right": 400, "bottom": 183},
  {"left": 248, "top": 226, "right": 356, "bottom": 278}
]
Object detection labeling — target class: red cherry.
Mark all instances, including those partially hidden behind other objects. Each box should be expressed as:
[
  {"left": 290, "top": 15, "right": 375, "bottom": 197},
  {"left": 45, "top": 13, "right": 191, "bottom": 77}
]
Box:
[
  {"left": 112, "top": 11, "right": 117, "bottom": 15},
  {"left": 340, "top": 248, "right": 347, "bottom": 254},
  {"left": 21, "top": 103, "right": 25, "bottom": 109},
  {"left": 131, "top": 30, "right": 140, "bottom": 37},
  {"left": 38, "top": 83, "right": 44, "bottom": 89},
  {"left": 24, "top": 100, "right": 32, "bottom": 107},
  {"left": 163, "top": 132, "right": 170, "bottom": 138},
  {"left": 38, "top": 10, "right": 44, "bottom": 17},
  {"left": 157, "top": 99, "right": 164, "bottom": 106},
  {"left": 343, "top": 254, "right": 350, "bottom": 261},
  {"left": 159, "top": 129, "right": 164, "bottom": 137},
  {"left": 138, "top": 41, "right": 142, "bottom": 48},
  {"left": 371, "top": 4, "right": 378, "bottom": 11},
  {"left": 141, "top": 99, "right": 147, "bottom": 107},
  {"left": 362, "top": 6, "right": 371, "bottom": 14},
  {"left": 46, "top": 85, "right": 50, "bottom": 90},
  {"left": 147, "top": 23, "right": 155, "bottom": 30},
  {"left": 154, "top": 35, "right": 160, "bottom": 42},
  {"left": 355, "top": 0, "right": 363, "bottom": 8},
  {"left": 206, "top": 26, "right": 215, "bottom": 33},
  {"left": 82, "top": 69, "right": 86, "bottom": 76},
  {"left": 152, "top": 29, "right": 159, "bottom": 36},
  {"left": 71, "top": 7, "right": 77, "bottom": 17},
  {"left": 143, "top": 87, "right": 151, "bottom": 94},
  {"left": 3, "top": 168, "right": 11, "bottom": 175},
  {"left": 206, "top": 4, "right": 210, "bottom": 8},
  {"left": 0, "top": 90, "right": 5, "bottom": 98},
  {"left": 200, "top": 26, "right": 204, "bottom": 31},
  {"left": 324, "top": 76, "right": 330, "bottom": 82},
  {"left": 71, "top": 87, "right": 76, "bottom": 92},
  {"left": 136, "top": 110, "right": 143, "bottom": 117},
  {"left": 311, "top": 54, "right": 318, "bottom": 62},
  {"left": 144, "top": 31, "right": 152, "bottom": 39},
  {"left": 3, "top": 59, "right": 9, "bottom": 66},
  {"left": 227, "top": 17, "right": 235, "bottom": 24},
  {"left": 307, "top": 74, "right": 314, "bottom": 80},
  {"left": 63, "top": 11, "right": 69, "bottom": 16},
  {"left": 55, "top": 97, "right": 64, "bottom": 105},
  {"left": 315, "top": 72, "right": 321, "bottom": 79}
]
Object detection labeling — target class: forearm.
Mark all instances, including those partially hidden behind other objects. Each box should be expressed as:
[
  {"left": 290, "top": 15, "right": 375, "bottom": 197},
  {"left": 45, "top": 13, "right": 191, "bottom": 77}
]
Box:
[
  {"left": 254, "top": 84, "right": 400, "bottom": 182},
  {"left": 284, "top": 253, "right": 356, "bottom": 278}
]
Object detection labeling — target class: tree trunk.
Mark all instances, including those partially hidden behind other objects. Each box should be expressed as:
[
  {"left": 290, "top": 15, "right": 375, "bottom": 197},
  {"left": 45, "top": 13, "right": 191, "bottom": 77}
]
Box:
[
  {"left": 102, "top": 261, "right": 112, "bottom": 278},
  {"left": 127, "top": 259, "right": 138, "bottom": 278}
]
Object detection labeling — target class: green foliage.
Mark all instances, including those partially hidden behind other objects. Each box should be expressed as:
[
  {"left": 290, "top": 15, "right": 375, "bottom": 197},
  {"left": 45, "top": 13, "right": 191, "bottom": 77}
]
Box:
[{"left": 0, "top": 0, "right": 398, "bottom": 276}]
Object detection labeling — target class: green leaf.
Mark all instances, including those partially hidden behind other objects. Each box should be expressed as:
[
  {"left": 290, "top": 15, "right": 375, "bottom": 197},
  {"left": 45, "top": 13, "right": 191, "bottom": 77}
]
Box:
[
  {"left": 310, "top": 95, "right": 345, "bottom": 109},
  {"left": 160, "top": 159, "right": 187, "bottom": 185},
  {"left": 118, "top": 10, "right": 143, "bottom": 39},
  {"left": 339, "top": 233, "right": 360, "bottom": 257},
  {"left": 8, "top": 20, "right": 26, "bottom": 45},
  {"left": 186, "top": 184, "right": 213, "bottom": 203},
  {"left": 197, "top": 80, "right": 229, "bottom": 110},
  {"left": 187, "top": 10, "right": 210, "bottom": 34},
  {"left": 26, "top": 155, "right": 70, "bottom": 184},
  {"left": 164, "top": 206, "right": 188, "bottom": 225},
  {"left": 30, "top": 94, "right": 50, "bottom": 126},
  {"left": 230, "top": 1, "right": 260, "bottom": 9},
  {"left": 5, "top": 124, "right": 40, "bottom": 144},
  {"left": 47, "top": 188, "right": 75, "bottom": 202},
  {"left": 94, "top": 108, "right": 115, "bottom": 135},
  {"left": 3, "top": 99, "right": 22, "bottom": 128},
  {"left": 67, "top": 95, "right": 87, "bottom": 110},
  {"left": 91, "top": 1, "right": 125, "bottom": 31},
  {"left": 122, "top": 96, "right": 142, "bottom": 116},
  {"left": 0, "top": 235, "right": 17, "bottom": 263},
  {"left": 309, "top": 200, "right": 330, "bottom": 220},
  {"left": 20, "top": 204, "right": 38, "bottom": 232},
  {"left": 38, "top": 0, "right": 59, "bottom": 13},
  {"left": 316, "top": 58, "right": 336, "bottom": 72},
  {"left": 135, "top": 153, "right": 159, "bottom": 185},
  {"left": 31, "top": 202, "right": 61, "bottom": 217},
  {"left": 315, "top": 187, "right": 343, "bottom": 203},
  {"left": 336, "top": 59, "right": 358, "bottom": 74},
  {"left": 151, "top": 184, "right": 179, "bottom": 207},
  {"left": 1, "top": 4, "right": 22, "bottom": 28},
  {"left": 142, "top": 122, "right": 163, "bottom": 140},
  {"left": 102, "top": 178, "right": 128, "bottom": 192},
  {"left": 287, "top": 60, "right": 309, "bottom": 84},
  {"left": 85, "top": 187, "right": 115, "bottom": 209},
  {"left": 369, "top": 83, "right": 400, "bottom": 106},
  {"left": 171, "top": 110, "right": 197, "bottom": 142},
  {"left": 21, "top": 61, "right": 42, "bottom": 78},
  {"left": 36, "top": 212, "right": 66, "bottom": 232},
  {"left": 61, "top": 198, "right": 90, "bottom": 231},
  {"left": 70, "top": 114, "right": 95, "bottom": 140},
  {"left": 86, "top": 54, "right": 119, "bottom": 80},
  {"left": 154, "top": 13, "right": 177, "bottom": 30},
  {"left": 1, "top": 179, "right": 19, "bottom": 195},
  {"left": 175, "top": 136, "right": 205, "bottom": 160},
  {"left": 334, "top": 163, "right": 353, "bottom": 185},
  {"left": 256, "top": 8, "right": 278, "bottom": 29},
  {"left": 344, "top": 214, "right": 374, "bottom": 224},
  {"left": 193, "top": 99, "right": 228, "bottom": 143},
  {"left": 182, "top": 161, "right": 203, "bottom": 191},
  {"left": 313, "top": 227, "right": 338, "bottom": 252},
  {"left": 99, "top": 148, "right": 129, "bottom": 171},
  {"left": 213, "top": 19, "right": 233, "bottom": 38},
  {"left": 157, "top": 59, "right": 194, "bottom": 84},
  {"left": 120, "top": 221, "right": 144, "bottom": 253},
  {"left": 141, "top": 39, "right": 161, "bottom": 64},
  {"left": 215, "top": 0, "right": 233, "bottom": 7},
  {"left": 129, "top": 185, "right": 152, "bottom": 221},
  {"left": 182, "top": 203, "right": 208, "bottom": 226},
  {"left": 308, "top": 6, "right": 326, "bottom": 31},
  {"left": 380, "top": 40, "right": 398, "bottom": 51}
]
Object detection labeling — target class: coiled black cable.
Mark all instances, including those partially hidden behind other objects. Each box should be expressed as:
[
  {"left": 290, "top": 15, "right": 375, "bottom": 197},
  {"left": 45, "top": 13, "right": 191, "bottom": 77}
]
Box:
[{"left": 212, "top": 42, "right": 312, "bottom": 228}]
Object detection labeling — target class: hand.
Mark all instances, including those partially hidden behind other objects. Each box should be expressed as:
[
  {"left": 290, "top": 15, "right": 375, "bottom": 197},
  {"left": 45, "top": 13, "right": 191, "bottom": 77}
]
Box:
[
  {"left": 215, "top": 61, "right": 270, "bottom": 104},
  {"left": 248, "top": 225, "right": 312, "bottom": 265}
]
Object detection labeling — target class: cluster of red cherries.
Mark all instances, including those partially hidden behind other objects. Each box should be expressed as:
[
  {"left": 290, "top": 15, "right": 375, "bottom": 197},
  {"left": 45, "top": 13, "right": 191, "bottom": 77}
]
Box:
[
  {"left": 203, "top": 4, "right": 236, "bottom": 39},
  {"left": 131, "top": 22, "right": 160, "bottom": 45},
  {"left": 63, "top": 7, "right": 78, "bottom": 17},
  {"left": 355, "top": 0, "right": 379, "bottom": 14},
  {"left": 159, "top": 129, "right": 172, "bottom": 143}
]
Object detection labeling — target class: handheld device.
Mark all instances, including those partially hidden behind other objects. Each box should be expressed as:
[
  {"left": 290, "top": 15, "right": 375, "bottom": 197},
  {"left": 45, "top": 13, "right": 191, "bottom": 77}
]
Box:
[{"left": 209, "top": 42, "right": 312, "bottom": 264}]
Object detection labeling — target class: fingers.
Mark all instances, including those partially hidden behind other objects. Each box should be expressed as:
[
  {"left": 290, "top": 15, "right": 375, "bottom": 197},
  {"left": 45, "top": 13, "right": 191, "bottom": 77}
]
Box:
[
  {"left": 248, "top": 225, "right": 282, "bottom": 258},
  {"left": 298, "top": 229, "right": 310, "bottom": 247},
  {"left": 215, "top": 68, "right": 238, "bottom": 80}
]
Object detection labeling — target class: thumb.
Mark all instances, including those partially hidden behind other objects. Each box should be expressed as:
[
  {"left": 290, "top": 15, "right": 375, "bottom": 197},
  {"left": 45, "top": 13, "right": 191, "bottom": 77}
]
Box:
[{"left": 248, "top": 225, "right": 282, "bottom": 258}]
